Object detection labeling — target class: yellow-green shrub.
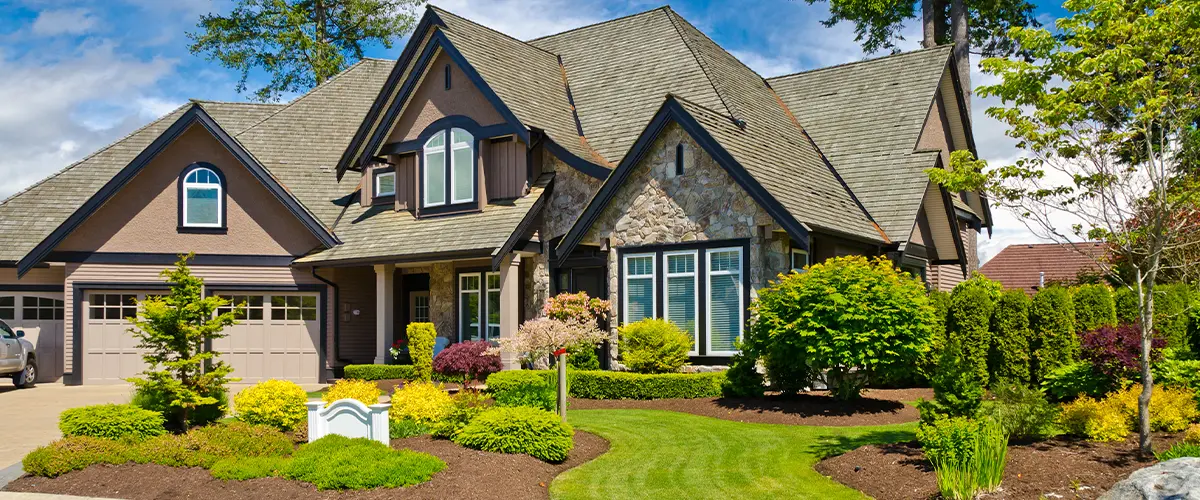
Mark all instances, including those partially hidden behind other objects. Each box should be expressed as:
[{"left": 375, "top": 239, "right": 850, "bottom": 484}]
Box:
[
  {"left": 322, "top": 379, "right": 382, "bottom": 407},
  {"left": 390, "top": 381, "right": 454, "bottom": 424},
  {"left": 1110, "top": 384, "right": 1200, "bottom": 432},
  {"left": 1186, "top": 424, "right": 1200, "bottom": 444},
  {"left": 234, "top": 379, "right": 308, "bottom": 430},
  {"left": 1058, "top": 396, "right": 1128, "bottom": 442},
  {"left": 408, "top": 323, "right": 437, "bottom": 382}
]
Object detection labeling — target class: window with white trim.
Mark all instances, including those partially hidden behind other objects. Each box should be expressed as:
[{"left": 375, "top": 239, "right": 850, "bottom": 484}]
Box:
[
  {"left": 790, "top": 248, "right": 809, "bottom": 273},
  {"left": 706, "top": 248, "right": 743, "bottom": 355},
  {"left": 459, "top": 271, "right": 499, "bottom": 341},
  {"left": 622, "top": 254, "right": 656, "bottom": 324},
  {"left": 450, "top": 128, "right": 474, "bottom": 204},
  {"left": 375, "top": 170, "right": 396, "bottom": 197},
  {"left": 423, "top": 132, "right": 446, "bottom": 207},
  {"left": 664, "top": 250, "right": 698, "bottom": 353},
  {"left": 422, "top": 128, "right": 475, "bottom": 208},
  {"left": 182, "top": 167, "right": 222, "bottom": 227}
]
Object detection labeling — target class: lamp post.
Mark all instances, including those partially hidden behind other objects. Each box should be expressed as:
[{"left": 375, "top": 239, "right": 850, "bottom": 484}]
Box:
[{"left": 554, "top": 347, "right": 568, "bottom": 421}]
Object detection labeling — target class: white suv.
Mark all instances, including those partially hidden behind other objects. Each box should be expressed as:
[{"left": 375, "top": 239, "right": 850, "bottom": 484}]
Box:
[{"left": 0, "top": 319, "right": 36, "bottom": 388}]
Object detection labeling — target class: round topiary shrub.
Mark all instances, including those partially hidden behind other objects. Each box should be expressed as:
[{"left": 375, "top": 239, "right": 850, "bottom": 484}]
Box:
[
  {"left": 432, "top": 340, "right": 502, "bottom": 383},
  {"left": 234, "top": 379, "right": 308, "bottom": 430},
  {"left": 619, "top": 318, "right": 691, "bottom": 374},
  {"left": 750, "top": 255, "right": 935, "bottom": 400},
  {"left": 452, "top": 406, "right": 574, "bottom": 462},
  {"left": 322, "top": 378, "right": 382, "bottom": 407},
  {"left": 58, "top": 404, "right": 166, "bottom": 441},
  {"left": 391, "top": 381, "right": 455, "bottom": 425}
]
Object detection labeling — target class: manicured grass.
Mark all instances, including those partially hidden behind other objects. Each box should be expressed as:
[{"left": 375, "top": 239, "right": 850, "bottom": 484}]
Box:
[{"left": 551, "top": 410, "right": 915, "bottom": 500}]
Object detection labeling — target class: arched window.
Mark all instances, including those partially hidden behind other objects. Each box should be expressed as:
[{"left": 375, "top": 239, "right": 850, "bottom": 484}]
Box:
[
  {"left": 422, "top": 127, "right": 475, "bottom": 208},
  {"left": 180, "top": 164, "right": 224, "bottom": 228}
]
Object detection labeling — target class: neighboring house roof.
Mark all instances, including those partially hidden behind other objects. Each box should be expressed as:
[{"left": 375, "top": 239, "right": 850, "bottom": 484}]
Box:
[
  {"left": 768, "top": 46, "right": 955, "bottom": 241},
  {"left": 979, "top": 242, "right": 1107, "bottom": 293}
]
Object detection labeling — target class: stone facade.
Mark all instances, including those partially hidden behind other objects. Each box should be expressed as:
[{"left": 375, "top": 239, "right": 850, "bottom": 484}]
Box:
[
  {"left": 429, "top": 262, "right": 455, "bottom": 341},
  {"left": 522, "top": 249, "right": 549, "bottom": 321},
  {"left": 544, "top": 155, "right": 603, "bottom": 241}
]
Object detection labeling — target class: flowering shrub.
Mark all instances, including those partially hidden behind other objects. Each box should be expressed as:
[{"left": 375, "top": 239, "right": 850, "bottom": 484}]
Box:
[
  {"left": 1080, "top": 324, "right": 1164, "bottom": 381},
  {"left": 390, "top": 381, "right": 455, "bottom": 424},
  {"left": 234, "top": 379, "right": 308, "bottom": 430},
  {"left": 544, "top": 291, "right": 610, "bottom": 323},
  {"left": 497, "top": 317, "right": 607, "bottom": 365},
  {"left": 322, "top": 379, "right": 382, "bottom": 407},
  {"left": 433, "top": 340, "right": 502, "bottom": 383},
  {"left": 388, "top": 338, "right": 407, "bottom": 362}
]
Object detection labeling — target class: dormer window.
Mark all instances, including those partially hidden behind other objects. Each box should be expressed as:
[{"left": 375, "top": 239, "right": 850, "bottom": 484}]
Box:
[
  {"left": 374, "top": 168, "right": 396, "bottom": 198},
  {"left": 422, "top": 127, "right": 475, "bottom": 209},
  {"left": 179, "top": 163, "right": 225, "bottom": 230}
]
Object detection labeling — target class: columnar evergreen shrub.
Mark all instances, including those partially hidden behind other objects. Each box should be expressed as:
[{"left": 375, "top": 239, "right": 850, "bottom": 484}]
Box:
[
  {"left": 618, "top": 318, "right": 691, "bottom": 374},
  {"left": 59, "top": 404, "right": 166, "bottom": 441},
  {"left": 948, "top": 276, "right": 999, "bottom": 386},
  {"left": 1155, "top": 284, "right": 1193, "bottom": 352},
  {"left": 1114, "top": 286, "right": 1140, "bottom": 325},
  {"left": 750, "top": 256, "right": 935, "bottom": 400},
  {"left": 1072, "top": 284, "right": 1118, "bottom": 333},
  {"left": 234, "top": 379, "right": 308, "bottom": 430},
  {"left": 407, "top": 323, "right": 437, "bottom": 382},
  {"left": 988, "top": 290, "right": 1031, "bottom": 386},
  {"left": 920, "top": 342, "right": 986, "bottom": 419},
  {"left": 918, "top": 290, "right": 953, "bottom": 381},
  {"left": 432, "top": 340, "right": 502, "bottom": 383},
  {"left": 1030, "top": 286, "right": 1077, "bottom": 384}
]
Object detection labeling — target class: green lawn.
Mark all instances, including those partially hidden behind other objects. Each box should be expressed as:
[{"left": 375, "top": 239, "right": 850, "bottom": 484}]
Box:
[{"left": 551, "top": 410, "right": 915, "bottom": 500}]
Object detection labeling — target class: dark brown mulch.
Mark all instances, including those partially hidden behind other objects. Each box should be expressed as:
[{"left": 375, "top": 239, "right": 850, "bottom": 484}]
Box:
[
  {"left": 569, "top": 387, "right": 931, "bottom": 426},
  {"left": 814, "top": 432, "right": 1183, "bottom": 500},
  {"left": 4, "top": 431, "right": 609, "bottom": 500}
]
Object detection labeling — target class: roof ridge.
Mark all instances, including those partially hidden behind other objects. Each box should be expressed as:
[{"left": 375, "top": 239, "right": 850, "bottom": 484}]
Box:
[
  {"left": 190, "top": 99, "right": 285, "bottom": 107},
  {"left": 526, "top": 5, "right": 669, "bottom": 43},
  {"left": 664, "top": 9, "right": 736, "bottom": 120},
  {"left": 428, "top": 5, "right": 560, "bottom": 59},
  {"left": 0, "top": 102, "right": 192, "bottom": 207},
  {"left": 236, "top": 58, "right": 385, "bottom": 138},
  {"left": 766, "top": 45, "right": 953, "bottom": 82}
]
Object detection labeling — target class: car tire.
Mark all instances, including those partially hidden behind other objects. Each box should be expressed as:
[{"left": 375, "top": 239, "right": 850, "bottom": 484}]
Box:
[{"left": 13, "top": 361, "right": 35, "bottom": 388}]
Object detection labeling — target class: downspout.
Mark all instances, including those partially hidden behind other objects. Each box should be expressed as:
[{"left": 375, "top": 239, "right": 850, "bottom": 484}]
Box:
[{"left": 311, "top": 267, "right": 344, "bottom": 370}]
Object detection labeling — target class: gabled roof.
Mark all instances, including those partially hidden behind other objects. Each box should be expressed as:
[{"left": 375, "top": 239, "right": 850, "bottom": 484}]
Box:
[
  {"left": 768, "top": 46, "right": 955, "bottom": 240},
  {"left": 980, "top": 242, "right": 1107, "bottom": 293}
]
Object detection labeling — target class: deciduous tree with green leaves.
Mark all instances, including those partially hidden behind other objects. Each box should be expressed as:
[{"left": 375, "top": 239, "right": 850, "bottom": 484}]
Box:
[
  {"left": 188, "top": 0, "right": 422, "bottom": 102},
  {"left": 928, "top": 0, "right": 1200, "bottom": 454},
  {"left": 126, "top": 255, "right": 239, "bottom": 430}
]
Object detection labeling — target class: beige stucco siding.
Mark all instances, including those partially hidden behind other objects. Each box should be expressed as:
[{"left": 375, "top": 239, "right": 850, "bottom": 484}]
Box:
[
  {"left": 56, "top": 125, "right": 323, "bottom": 257},
  {"left": 63, "top": 263, "right": 332, "bottom": 381},
  {"left": 385, "top": 51, "right": 505, "bottom": 144},
  {"left": 0, "top": 267, "right": 66, "bottom": 286}
]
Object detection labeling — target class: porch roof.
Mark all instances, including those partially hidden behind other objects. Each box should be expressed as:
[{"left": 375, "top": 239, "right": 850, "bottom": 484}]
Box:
[{"left": 294, "top": 176, "right": 547, "bottom": 266}]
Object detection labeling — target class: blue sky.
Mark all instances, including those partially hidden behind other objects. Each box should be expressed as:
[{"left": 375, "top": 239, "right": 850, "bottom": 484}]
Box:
[{"left": 0, "top": 0, "right": 1067, "bottom": 262}]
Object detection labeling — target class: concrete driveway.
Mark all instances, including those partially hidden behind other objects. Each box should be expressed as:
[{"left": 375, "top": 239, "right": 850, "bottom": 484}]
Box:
[{"left": 0, "top": 384, "right": 132, "bottom": 469}]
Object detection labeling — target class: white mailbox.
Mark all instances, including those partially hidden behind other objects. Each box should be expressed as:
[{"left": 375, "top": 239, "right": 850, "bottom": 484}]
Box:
[{"left": 305, "top": 399, "right": 391, "bottom": 446}]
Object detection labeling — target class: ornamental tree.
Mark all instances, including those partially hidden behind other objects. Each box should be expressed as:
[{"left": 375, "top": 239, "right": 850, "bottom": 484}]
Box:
[
  {"left": 1081, "top": 324, "right": 1165, "bottom": 383},
  {"left": 749, "top": 255, "right": 935, "bottom": 400},
  {"left": 126, "top": 254, "right": 239, "bottom": 430},
  {"left": 495, "top": 317, "right": 607, "bottom": 367},
  {"left": 927, "top": 0, "right": 1200, "bottom": 454}
]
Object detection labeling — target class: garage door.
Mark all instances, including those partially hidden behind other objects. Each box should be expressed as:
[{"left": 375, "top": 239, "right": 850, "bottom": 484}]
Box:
[
  {"left": 0, "top": 293, "right": 64, "bottom": 382},
  {"left": 82, "top": 291, "right": 321, "bottom": 385},
  {"left": 212, "top": 293, "right": 321, "bottom": 384}
]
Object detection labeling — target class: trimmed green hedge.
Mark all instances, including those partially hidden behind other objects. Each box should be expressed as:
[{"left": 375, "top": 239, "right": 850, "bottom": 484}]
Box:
[
  {"left": 59, "top": 404, "right": 166, "bottom": 441},
  {"left": 486, "top": 370, "right": 725, "bottom": 400},
  {"left": 1072, "top": 284, "right": 1117, "bottom": 333},
  {"left": 344, "top": 364, "right": 418, "bottom": 381},
  {"left": 989, "top": 289, "right": 1032, "bottom": 386}
]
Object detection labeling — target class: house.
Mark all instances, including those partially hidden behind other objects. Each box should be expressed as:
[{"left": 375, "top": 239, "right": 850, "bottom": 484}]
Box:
[
  {"left": 980, "top": 242, "right": 1105, "bottom": 294},
  {"left": 0, "top": 5, "right": 988, "bottom": 385}
]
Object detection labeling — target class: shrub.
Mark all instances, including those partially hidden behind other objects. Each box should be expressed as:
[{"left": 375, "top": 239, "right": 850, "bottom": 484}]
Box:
[
  {"left": 566, "top": 370, "right": 724, "bottom": 400},
  {"left": 210, "top": 456, "right": 290, "bottom": 481},
  {"left": 917, "top": 416, "right": 981, "bottom": 465},
  {"left": 619, "top": 318, "right": 691, "bottom": 374},
  {"left": 1042, "top": 361, "right": 1114, "bottom": 401},
  {"left": 1109, "top": 383, "right": 1200, "bottom": 432},
  {"left": 343, "top": 364, "right": 418, "bottom": 381},
  {"left": 453, "top": 406, "right": 574, "bottom": 462},
  {"left": 389, "top": 418, "right": 430, "bottom": 439},
  {"left": 544, "top": 291, "right": 611, "bottom": 323},
  {"left": 430, "top": 389, "right": 493, "bottom": 439},
  {"left": 1113, "top": 286, "right": 1139, "bottom": 325},
  {"left": 750, "top": 256, "right": 935, "bottom": 400},
  {"left": 132, "top": 385, "right": 227, "bottom": 430},
  {"left": 59, "top": 404, "right": 166, "bottom": 441},
  {"left": 917, "top": 417, "right": 1008, "bottom": 499},
  {"left": 1156, "top": 442, "right": 1200, "bottom": 461},
  {"left": 433, "top": 340, "right": 502, "bottom": 383},
  {"left": 1073, "top": 284, "right": 1117, "bottom": 333},
  {"left": 918, "top": 290, "right": 953, "bottom": 382},
  {"left": 1156, "top": 351, "right": 1200, "bottom": 394},
  {"left": 920, "top": 342, "right": 985, "bottom": 420},
  {"left": 1080, "top": 324, "right": 1165, "bottom": 382},
  {"left": 1155, "top": 284, "right": 1193, "bottom": 352},
  {"left": 322, "top": 379, "right": 382, "bottom": 407},
  {"left": 982, "top": 384, "right": 1059, "bottom": 440},
  {"left": 23, "top": 436, "right": 130, "bottom": 477},
  {"left": 567, "top": 344, "right": 601, "bottom": 370},
  {"left": 989, "top": 290, "right": 1032, "bottom": 386},
  {"left": 234, "top": 379, "right": 308, "bottom": 430},
  {"left": 184, "top": 421, "right": 294, "bottom": 460},
  {"left": 390, "top": 381, "right": 455, "bottom": 424},
  {"left": 1058, "top": 396, "right": 1129, "bottom": 442},
  {"left": 501, "top": 317, "right": 607, "bottom": 367},
  {"left": 1186, "top": 423, "right": 1200, "bottom": 444},
  {"left": 285, "top": 435, "right": 445, "bottom": 490},
  {"left": 408, "top": 322, "right": 438, "bottom": 382},
  {"left": 722, "top": 341, "right": 765, "bottom": 397},
  {"left": 1030, "top": 286, "right": 1077, "bottom": 384},
  {"left": 488, "top": 371, "right": 557, "bottom": 411},
  {"left": 947, "top": 278, "right": 997, "bottom": 386}
]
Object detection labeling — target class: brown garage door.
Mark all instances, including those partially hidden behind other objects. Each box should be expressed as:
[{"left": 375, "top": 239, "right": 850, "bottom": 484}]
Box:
[{"left": 212, "top": 293, "right": 321, "bottom": 384}]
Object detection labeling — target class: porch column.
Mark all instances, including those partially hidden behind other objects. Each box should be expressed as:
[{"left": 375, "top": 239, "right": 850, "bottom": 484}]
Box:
[
  {"left": 374, "top": 264, "right": 395, "bottom": 365},
  {"left": 499, "top": 253, "right": 521, "bottom": 370}
]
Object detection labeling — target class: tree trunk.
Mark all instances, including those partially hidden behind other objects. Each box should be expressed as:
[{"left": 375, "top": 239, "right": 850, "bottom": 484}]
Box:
[
  {"left": 1136, "top": 268, "right": 1155, "bottom": 456},
  {"left": 921, "top": 0, "right": 937, "bottom": 48},
  {"left": 950, "top": 0, "right": 970, "bottom": 115},
  {"left": 313, "top": 0, "right": 328, "bottom": 85}
]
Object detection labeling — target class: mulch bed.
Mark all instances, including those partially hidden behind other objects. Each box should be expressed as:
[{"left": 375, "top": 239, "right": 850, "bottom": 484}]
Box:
[
  {"left": 815, "top": 432, "right": 1183, "bottom": 499},
  {"left": 4, "top": 431, "right": 609, "bottom": 500},
  {"left": 569, "top": 388, "right": 932, "bottom": 426}
]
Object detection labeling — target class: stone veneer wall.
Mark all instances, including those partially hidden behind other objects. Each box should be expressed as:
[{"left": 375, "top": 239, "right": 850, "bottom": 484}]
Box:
[
  {"left": 429, "top": 262, "right": 455, "bottom": 341},
  {"left": 523, "top": 250, "right": 549, "bottom": 321},
  {"left": 544, "top": 155, "right": 603, "bottom": 241},
  {"left": 579, "top": 122, "right": 790, "bottom": 361}
]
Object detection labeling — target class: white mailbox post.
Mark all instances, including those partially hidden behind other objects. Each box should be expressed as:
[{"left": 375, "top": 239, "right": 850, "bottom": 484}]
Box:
[{"left": 305, "top": 399, "right": 391, "bottom": 446}]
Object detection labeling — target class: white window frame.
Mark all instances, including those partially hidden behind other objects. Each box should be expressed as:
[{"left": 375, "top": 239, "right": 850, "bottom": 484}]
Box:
[
  {"left": 458, "top": 273, "right": 481, "bottom": 341},
  {"left": 449, "top": 127, "right": 475, "bottom": 205},
  {"left": 663, "top": 250, "right": 699, "bottom": 355},
  {"left": 485, "top": 272, "right": 500, "bottom": 341},
  {"left": 423, "top": 131, "right": 447, "bottom": 208},
  {"left": 705, "top": 247, "right": 744, "bottom": 356},
  {"left": 621, "top": 253, "right": 657, "bottom": 325},
  {"left": 182, "top": 167, "right": 222, "bottom": 228},
  {"left": 375, "top": 170, "right": 396, "bottom": 197},
  {"left": 790, "top": 248, "right": 809, "bottom": 273}
]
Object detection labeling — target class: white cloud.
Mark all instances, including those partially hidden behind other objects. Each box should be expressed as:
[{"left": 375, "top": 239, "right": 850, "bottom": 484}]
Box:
[
  {"left": 31, "top": 9, "right": 99, "bottom": 37},
  {"left": 728, "top": 50, "right": 802, "bottom": 79}
]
